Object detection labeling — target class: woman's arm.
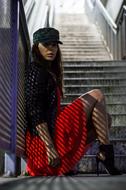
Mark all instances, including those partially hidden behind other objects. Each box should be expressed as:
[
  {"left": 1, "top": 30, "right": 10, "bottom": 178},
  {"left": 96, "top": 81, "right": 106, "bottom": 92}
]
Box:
[
  {"left": 26, "top": 63, "right": 61, "bottom": 167},
  {"left": 36, "top": 122, "right": 55, "bottom": 148},
  {"left": 36, "top": 122, "right": 61, "bottom": 167}
]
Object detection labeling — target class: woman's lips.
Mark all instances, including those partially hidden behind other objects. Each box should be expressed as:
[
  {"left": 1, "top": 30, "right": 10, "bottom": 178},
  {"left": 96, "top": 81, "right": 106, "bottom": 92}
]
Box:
[{"left": 47, "top": 53, "right": 54, "bottom": 57}]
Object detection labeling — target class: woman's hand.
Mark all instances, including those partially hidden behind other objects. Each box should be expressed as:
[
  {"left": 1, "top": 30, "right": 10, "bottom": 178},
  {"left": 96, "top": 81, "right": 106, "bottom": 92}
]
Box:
[
  {"left": 36, "top": 123, "right": 61, "bottom": 168},
  {"left": 46, "top": 145, "right": 61, "bottom": 168}
]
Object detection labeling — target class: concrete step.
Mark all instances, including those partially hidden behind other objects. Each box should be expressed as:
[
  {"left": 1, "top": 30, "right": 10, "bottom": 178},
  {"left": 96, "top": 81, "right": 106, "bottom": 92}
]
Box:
[
  {"left": 61, "top": 42, "right": 106, "bottom": 46},
  {"left": 64, "top": 66, "right": 126, "bottom": 72},
  {"left": 107, "top": 104, "right": 126, "bottom": 114},
  {"left": 63, "top": 61, "right": 126, "bottom": 66},
  {"left": 63, "top": 92, "right": 126, "bottom": 96},
  {"left": 61, "top": 32, "right": 101, "bottom": 37},
  {"left": 86, "top": 140, "right": 126, "bottom": 155},
  {"left": 64, "top": 70, "right": 126, "bottom": 78},
  {"left": 58, "top": 25, "right": 99, "bottom": 32},
  {"left": 110, "top": 126, "right": 126, "bottom": 139},
  {"left": 61, "top": 49, "right": 109, "bottom": 52},
  {"left": 61, "top": 33, "right": 101, "bottom": 37},
  {"left": 62, "top": 95, "right": 126, "bottom": 107},
  {"left": 64, "top": 78, "right": 126, "bottom": 85},
  {"left": 64, "top": 84, "right": 126, "bottom": 94},
  {"left": 108, "top": 114, "right": 126, "bottom": 126},
  {"left": 63, "top": 57, "right": 112, "bottom": 61},
  {"left": 62, "top": 53, "right": 110, "bottom": 57},
  {"left": 61, "top": 46, "right": 107, "bottom": 51},
  {"left": 62, "top": 93, "right": 126, "bottom": 103},
  {"left": 76, "top": 138, "right": 126, "bottom": 172},
  {"left": 61, "top": 37, "right": 104, "bottom": 41},
  {"left": 76, "top": 154, "right": 126, "bottom": 173}
]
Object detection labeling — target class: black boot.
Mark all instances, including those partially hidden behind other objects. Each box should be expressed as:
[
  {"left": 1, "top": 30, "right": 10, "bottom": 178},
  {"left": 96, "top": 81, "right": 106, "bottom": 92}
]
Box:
[{"left": 96, "top": 144, "right": 122, "bottom": 176}]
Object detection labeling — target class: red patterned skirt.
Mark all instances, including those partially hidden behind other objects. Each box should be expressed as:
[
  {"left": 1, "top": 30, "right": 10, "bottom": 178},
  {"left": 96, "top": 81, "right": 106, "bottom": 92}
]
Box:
[{"left": 25, "top": 97, "right": 90, "bottom": 176}]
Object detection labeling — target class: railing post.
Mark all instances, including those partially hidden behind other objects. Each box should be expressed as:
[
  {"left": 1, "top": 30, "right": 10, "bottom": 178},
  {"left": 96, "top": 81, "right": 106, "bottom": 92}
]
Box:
[
  {"left": 122, "top": 6, "right": 126, "bottom": 59},
  {"left": 47, "top": 0, "right": 55, "bottom": 27},
  {"left": 4, "top": 0, "right": 19, "bottom": 177}
]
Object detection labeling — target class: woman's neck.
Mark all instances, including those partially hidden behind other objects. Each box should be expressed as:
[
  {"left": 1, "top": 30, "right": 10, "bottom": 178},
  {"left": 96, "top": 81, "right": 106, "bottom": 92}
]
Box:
[{"left": 33, "top": 55, "right": 52, "bottom": 70}]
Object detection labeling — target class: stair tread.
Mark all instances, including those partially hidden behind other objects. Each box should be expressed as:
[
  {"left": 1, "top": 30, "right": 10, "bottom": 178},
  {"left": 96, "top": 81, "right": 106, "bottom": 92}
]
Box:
[
  {"left": 84, "top": 154, "right": 126, "bottom": 157},
  {"left": 63, "top": 60, "right": 126, "bottom": 63},
  {"left": 61, "top": 102, "right": 126, "bottom": 106},
  {"left": 64, "top": 77, "right": 126, "bottom": 80},
  {"left": 64, "top": 65, "right": 126, "bottom": 67},
  {"left": 64, "top": 70, "right": 126, "bottom": 73},
  {"left": 64, "top": 84, "right": 126, "bottom": 87}
]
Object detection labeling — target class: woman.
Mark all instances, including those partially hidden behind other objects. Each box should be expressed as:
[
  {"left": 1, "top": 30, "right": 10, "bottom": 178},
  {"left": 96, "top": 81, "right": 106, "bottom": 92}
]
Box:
[{"left": 25, "top": 27, "right": 121, "bottom": 176}]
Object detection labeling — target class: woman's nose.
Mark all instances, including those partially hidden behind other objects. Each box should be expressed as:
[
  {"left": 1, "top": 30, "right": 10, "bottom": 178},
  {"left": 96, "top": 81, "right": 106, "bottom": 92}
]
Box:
[{"left": 48, "top": 44, "right": 58, "bottom": 49}]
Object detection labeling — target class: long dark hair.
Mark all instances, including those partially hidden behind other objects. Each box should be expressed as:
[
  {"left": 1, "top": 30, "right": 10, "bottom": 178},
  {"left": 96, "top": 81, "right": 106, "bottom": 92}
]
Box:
[{"left": 32, "top": 43, "right": 64, "bottom": 97}]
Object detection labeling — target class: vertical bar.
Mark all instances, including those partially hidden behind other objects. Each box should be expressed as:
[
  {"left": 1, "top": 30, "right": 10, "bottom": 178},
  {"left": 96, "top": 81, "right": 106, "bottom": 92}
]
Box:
[
  {"left": 122, "top": 13, "right": 126, "bottom": 59},
  {"left": 4, "top": 0, "right": 19, "bottom": 177}
]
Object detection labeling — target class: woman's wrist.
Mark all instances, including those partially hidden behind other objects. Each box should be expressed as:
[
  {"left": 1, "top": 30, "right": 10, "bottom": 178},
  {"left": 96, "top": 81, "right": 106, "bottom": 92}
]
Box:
[{"left": 46, "top": 144, "right": 54, "bottom": 149}]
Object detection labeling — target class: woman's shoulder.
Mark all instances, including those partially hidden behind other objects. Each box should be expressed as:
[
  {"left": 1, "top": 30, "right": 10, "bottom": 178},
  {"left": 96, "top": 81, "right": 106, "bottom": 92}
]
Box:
[{"left": 27, "top": 61, "right": 49, "bottom": 76}]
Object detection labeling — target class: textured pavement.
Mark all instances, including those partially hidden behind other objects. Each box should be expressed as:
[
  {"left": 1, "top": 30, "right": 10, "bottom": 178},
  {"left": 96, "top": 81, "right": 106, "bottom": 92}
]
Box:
[{"left": 0, "top": 174, "right": 126, "bottom": 190}]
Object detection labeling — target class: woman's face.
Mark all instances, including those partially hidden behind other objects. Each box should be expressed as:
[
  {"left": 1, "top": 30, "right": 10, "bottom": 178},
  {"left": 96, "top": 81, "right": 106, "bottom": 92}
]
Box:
[{"left": 38, "top": 42, "right": 58, "bottom": 61}]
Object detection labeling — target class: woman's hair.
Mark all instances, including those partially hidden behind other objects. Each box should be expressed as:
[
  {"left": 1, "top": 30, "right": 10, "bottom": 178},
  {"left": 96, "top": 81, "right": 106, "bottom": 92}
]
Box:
[{"left": 32, "top": 44, "right": 64, "bottom": 97}]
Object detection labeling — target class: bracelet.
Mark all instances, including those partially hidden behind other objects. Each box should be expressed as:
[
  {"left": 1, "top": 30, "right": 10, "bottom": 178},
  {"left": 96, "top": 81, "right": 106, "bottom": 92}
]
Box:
[{"left": 47, "top": 144, "right": 54, "bottom": 149}]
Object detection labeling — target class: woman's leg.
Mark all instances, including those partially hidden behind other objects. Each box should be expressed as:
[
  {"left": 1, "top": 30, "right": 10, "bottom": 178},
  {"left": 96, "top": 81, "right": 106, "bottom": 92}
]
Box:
[
  {"left": 79, "top": 89, "right": 110, "bottom": 145},
  {"left": 77, "top": 89, "right": 121, "bottom": 175}
]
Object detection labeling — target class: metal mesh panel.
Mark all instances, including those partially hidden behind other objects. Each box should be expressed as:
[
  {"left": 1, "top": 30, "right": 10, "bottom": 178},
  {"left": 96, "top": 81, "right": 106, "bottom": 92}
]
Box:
[
  {"left": 16, "top": 28, "right": 27, "bottom": 155},
  {"left": 0, "top": 0, "right": 12, "bottom": 150}
]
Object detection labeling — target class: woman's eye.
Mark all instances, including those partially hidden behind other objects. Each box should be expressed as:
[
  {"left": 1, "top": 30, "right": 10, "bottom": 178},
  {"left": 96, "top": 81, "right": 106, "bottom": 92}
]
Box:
[
  {"left": 43, "top": 43, "right": 57, "bottom": 47},
  {"left": 43, "top": 42, "right": 49, "bottom": 46},
  {"left": 52, "top": 43, "right": 58, "bottom": 47}
]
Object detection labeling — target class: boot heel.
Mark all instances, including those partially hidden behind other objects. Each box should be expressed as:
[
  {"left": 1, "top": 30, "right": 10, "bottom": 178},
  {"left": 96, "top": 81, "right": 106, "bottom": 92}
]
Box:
[{"left": 96, "top": 144, "right": 122, "bottom": 175}]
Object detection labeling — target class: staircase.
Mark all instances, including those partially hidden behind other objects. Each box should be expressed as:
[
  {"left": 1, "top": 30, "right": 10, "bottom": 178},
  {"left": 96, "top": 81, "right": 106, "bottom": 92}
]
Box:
[{"left": 55, "top": 13, "right": 126, "bottom": 173}]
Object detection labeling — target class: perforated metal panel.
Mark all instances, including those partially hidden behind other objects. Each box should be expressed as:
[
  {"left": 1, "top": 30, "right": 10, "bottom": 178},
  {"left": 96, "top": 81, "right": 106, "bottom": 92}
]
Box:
[
  {"left": 16, "top": 33, "right": 26, "bottom": 155},
  {"left": 0, "top": 0, "right": 12, "bottom": 150},
  {"left": 0, "top": 0, "right": 30, "bottom": 157},
  {"left": 16, "top": 1, "right": 31, "bottom": 156}
]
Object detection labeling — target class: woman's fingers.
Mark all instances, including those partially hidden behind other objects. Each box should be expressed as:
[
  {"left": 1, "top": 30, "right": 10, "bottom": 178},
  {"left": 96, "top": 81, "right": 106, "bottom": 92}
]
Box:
[{"left": 49, "top": 157, "right": 61, "bottom": 168}]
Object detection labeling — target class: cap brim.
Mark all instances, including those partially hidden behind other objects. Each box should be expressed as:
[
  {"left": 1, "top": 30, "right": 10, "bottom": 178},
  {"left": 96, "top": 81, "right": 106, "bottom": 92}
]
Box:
[
  {"left": 58, "top": 41, "right": 63, "bottom": 44},
  {"left": 36, "top": 39, "right": 63, "bottom": 44}
]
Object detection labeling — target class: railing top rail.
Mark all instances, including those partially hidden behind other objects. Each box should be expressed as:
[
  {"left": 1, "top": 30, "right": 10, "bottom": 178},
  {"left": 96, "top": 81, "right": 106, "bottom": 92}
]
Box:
[
  {"left": 123, "top": 5, "right": 126, "bottom": 11},
  {"left": 115, "top": 4, "right": 126, "bottom": 26},
  {"left": 96, "top": 0, "right": 117, "bottom": 32},
  {"left": 19, "top": 0, "right": 31, "bottom": 48},
  {"left": 96, "top": 0, "right": 126, "bottom": 33}
]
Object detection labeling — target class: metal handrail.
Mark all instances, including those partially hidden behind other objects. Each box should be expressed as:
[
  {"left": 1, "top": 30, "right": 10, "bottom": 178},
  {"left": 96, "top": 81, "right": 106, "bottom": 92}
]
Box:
[
  {"left": 23, "top": 0, "right": 35, "bottom": 22},
  {"left": 124, "top": 5, "right": 126, "bottom": 11},
  {"left": 19, "top": 0, "right": 31, "bottom": 48},
  {"left": 96, "top": 0, "right": 126, "bottom": 33},
  {"left": 116, "top": 5, "right": 126, "bottom": 27},
  {"left": 96, "top": 0, "right": 117, "bottom": 32}
]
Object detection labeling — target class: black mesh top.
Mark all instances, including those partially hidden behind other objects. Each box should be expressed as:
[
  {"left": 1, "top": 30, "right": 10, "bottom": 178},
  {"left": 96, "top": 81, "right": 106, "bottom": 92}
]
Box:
[{"left": 25, "top": 61, "right": 58, "bottom": 137}]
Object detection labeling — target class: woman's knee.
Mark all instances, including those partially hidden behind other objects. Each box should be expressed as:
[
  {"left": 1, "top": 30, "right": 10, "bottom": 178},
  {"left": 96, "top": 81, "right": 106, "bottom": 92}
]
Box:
[
  {"left": 88, "top": 89, "right": 105, "bottom": 102},
  {"left": 80, "top": 89, "right": 104, "bottom": 105}
]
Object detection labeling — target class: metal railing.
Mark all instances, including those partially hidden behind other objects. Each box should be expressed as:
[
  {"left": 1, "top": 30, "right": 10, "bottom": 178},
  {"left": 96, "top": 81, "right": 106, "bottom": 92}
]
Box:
[
  {"left": 85, "top": 0, "right": 126, "bottom": 60},
  {"left": 23, "top": 0, "right": 55, "bottom": 45}
]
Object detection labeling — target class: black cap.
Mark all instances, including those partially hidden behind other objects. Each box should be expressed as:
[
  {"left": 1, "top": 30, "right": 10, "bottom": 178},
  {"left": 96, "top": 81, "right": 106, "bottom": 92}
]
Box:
[{"left": 33, "top": 27, "right": 63, "bottom": 44}]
